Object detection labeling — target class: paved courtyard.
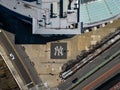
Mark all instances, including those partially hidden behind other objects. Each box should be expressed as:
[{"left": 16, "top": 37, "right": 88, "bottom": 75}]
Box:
[{"left": 23, "top": 19, "right": 120, "bottom": 88}]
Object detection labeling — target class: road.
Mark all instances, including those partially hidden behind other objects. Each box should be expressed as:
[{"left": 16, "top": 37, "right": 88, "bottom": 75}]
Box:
[
  {"left": 75, "top": 55, "right": 120, "bottom": 90},
  {"left": 0, "top": 30, "right": 42, "bottom": 88},
  {"left": 6, "top": 30, "right": 42, "bottom": 84},
  {"left": 58, "top": 39, "right": 120, "bottom": 90},
  {"left": 85, "top": 64, "right": 120, "bottom": 90}
]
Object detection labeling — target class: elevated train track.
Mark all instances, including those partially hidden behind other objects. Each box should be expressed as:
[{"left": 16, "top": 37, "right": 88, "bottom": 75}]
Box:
[
  {"left": 68, "top": 50, "right": 120, "bottom": 90},
  {"left": 60, "top": 29, "right": 120, "bottom": 79},
  {"left": 61, "top": 29, "right": 120, "bottom": 73}
]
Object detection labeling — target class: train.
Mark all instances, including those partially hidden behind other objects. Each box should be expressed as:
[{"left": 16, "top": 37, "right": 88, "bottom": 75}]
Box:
[{"left": 60, "top": 29, "right": 120, "bottom": 79}]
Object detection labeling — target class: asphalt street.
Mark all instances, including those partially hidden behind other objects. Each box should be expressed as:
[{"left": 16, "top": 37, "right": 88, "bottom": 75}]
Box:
[
  {"left": 95, "top": 73, "right": 120, "bottom": 90},
  {"left": 5, "top": 31, "right": 42, "bottom": 85},
  {"left": 74, "top": 54, "right": 120, "bottom": 90},
  {"left": 58, "top": 39, "right": 120, "bottom": 90},
  {"left": 0, "top": 30, "right": 41, "bottom": 88}
]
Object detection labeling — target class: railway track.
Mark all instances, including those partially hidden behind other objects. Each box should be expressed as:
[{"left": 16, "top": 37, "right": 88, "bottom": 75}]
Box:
[
  {"left": 60, "top": 29, "right": 120, "bottom": 79},
  {"left": 69, "top": 51, "right": 120, "bottom": 90}
]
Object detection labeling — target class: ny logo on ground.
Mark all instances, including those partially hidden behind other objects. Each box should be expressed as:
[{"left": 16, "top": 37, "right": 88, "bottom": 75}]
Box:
[
  {"left": 54, "top": 46, "right": 63, "bottom": 56},
  {"left": 51, "top": 43, "right": 67, "bottom": 59}
]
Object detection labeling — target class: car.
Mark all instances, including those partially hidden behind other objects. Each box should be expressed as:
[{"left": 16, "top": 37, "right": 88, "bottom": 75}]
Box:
[
  {"left": 9, "top": 53, "right": 15, "bottom": 60},
  {"left": 72, "top": 78, "right": 78, "bottom": 83}
]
